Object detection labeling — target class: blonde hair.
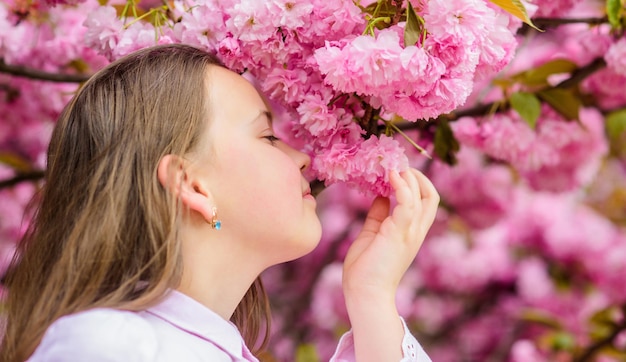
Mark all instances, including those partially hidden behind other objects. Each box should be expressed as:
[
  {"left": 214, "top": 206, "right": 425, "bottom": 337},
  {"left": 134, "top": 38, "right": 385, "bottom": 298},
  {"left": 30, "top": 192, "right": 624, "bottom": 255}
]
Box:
[{"left": 1, "top": 44, "right": 270, "bottom": 362}]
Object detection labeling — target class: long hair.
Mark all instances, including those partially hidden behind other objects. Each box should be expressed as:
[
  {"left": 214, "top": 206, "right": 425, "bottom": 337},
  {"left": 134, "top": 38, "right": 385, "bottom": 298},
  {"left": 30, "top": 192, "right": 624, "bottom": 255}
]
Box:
[{"left": 0, "top": 44, "right": 270, "bottom": 362}]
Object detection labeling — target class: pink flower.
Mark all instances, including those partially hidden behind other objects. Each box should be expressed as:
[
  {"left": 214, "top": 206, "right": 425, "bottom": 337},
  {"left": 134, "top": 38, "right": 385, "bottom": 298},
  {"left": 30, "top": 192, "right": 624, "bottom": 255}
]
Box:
[
  {"left": 295, "top": 93, "right": 353, "bottom": 137},
  {"left": 582, "top": 67, "right": 626, "bottom": 109},
  {"left": 424, "top": 0, "right": 516, "bottom": 79},
  {"left": 315, "top": 30, "right": 404, "bottom": 96},
  {"left": 0, "top": 3, "right": 13, "bottom": 58},
  {"left": 429, "top": 147, "right": 514, "bottom": 229},
  {"left": 605, "top": 37, "right": 626, "bottom": 76},
  {"left": 83, "top": 5, "right": 123, "bottom": 60},
  {"left": 569, "top": 25, "right": 612, "bottom": 65},
  {"left": 311, "top": 263, "right": 349, "bottom": 330},
  {"left": 424, "top": 0, "right": 490, "bottom": 41},
  {"left": 510, "top": 340, "right": 548, "bottom": 362},
  {"left": 225, "top": 0, "right": 275, "bottom": 42},
  {"left": 0, "top": 79, "right": 76, "bottom": 167},
  {"left": 312, "top": 142, "right": 359, "bottom": 183},
  {"left": 453, "top": 107, "right": 607, "bottom": 192},
  {"left": 397, "top": 45, "right": 446, "bottom": 95},
  {"left": 0, "top": 181, "right": 36, "bottom": 247},
  {"left": 353, "top": 135, "right": 409, "bottom": 196},
  {"left": 112, "top": 23, "right": 175, "bottom": 60},
  {"left": 262, "top": 67, "right": 310, "bottom": 106},
  {"left": 524, "top": 108, "right": 607, "bottom": 191},
  {"left": 418, "top": 228, "right": 513, "bottom": 293},
  {"left": 173, "top": 2, "right": 228, "bottom": 51},
  {"left": 311, "top": 135, "right": 408, "bottom": 196},
  {"left": 269, "top": 0, "right": 314, "bottom": 29},
  {"left": 216, "top": 37, "right": 245, "bottom": 72},
  {"left": 531, "top": 0, "right": 585, "bottom": 17},
  {"left": 300, "top": 0, "right": 364, "bottom": 44},
  {"left": 315, "top": 28, "right": 459, "bottom": 120},
  {"left": 516, "top": 258, "right": 554, "bottom": 303}
]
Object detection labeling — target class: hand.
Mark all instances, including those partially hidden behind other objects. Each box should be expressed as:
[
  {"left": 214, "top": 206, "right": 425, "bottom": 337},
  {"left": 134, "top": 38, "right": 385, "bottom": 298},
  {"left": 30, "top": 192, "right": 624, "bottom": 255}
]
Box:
[
  {"left": 343, "top": 168, "right": 440, "bottom": 299},
  {"left": 340, "top": 169, "right": 439, "bottom": 362}
]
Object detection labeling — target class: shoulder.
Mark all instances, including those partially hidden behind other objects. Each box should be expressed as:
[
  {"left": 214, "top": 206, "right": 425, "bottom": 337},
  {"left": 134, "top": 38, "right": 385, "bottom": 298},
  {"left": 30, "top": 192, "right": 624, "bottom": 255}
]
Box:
[{"left": 28, "top": 308, "right": 158, "bottom": 362}]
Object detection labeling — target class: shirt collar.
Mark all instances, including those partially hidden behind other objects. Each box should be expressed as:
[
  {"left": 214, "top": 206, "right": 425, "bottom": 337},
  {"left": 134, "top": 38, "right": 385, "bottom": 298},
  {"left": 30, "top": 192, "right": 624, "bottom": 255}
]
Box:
[{"left": 146, "top": 290, "right": 248, "bottom": 358}]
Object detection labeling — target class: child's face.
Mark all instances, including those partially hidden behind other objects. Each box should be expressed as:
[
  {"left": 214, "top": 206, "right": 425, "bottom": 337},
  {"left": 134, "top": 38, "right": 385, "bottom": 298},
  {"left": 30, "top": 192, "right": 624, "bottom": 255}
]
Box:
[{"left": 192, "top": 66, "right": 322, "bottom": 266}]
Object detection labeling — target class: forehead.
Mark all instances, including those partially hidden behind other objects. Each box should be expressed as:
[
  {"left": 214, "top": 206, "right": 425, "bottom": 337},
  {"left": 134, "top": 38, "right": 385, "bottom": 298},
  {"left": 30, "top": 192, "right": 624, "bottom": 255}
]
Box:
[{"left": 205, "top": 66, "right": 268, "bottom": 127}]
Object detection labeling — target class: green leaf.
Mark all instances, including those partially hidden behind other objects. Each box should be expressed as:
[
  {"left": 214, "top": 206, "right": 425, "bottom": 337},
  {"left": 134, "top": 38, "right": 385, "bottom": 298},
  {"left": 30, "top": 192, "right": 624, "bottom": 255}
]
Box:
[
  {"left": 589, "top": 305, "right": 620, "bottom": 327},
  {"left": 404, "top": 1, "right": 422, "bottom": 47},
  {"left": 513, "top": 59, "right": 578, "bottom": 87},
  {"left": 606, "top": 0, "right": 624, "bottom": 29},
  {"left": 434, "top": 118, "right": 460, "bottom": 165},
  {"left": 597, "top": 345, "right": 626, "bottom": 359},
  {"left": 68, "top": 59, "right": 90, "bottom": 74},
  {"left": 520, "top": 309, "right": 562, "bottom": 329},
  {"left": 295, "top": 344, "right": 320, "bottom": 362},
  {"left": 510, "top": 91, "right": 541, "bottom": 128},
  {"left": 606, "top": 109, "right": 626, "bottom": 140},
  {"left": 537, "top": 88, "right": 581, "bottom": 121},
  {"left": 550, "top": 331, "right": 575, "bottom": 351},
  {"left": 489, "top": 0, "right": 542, "bottom": 31},
  {"left": 0, "top": 153, "right": 32, "bottom": 172},
  {"left": 606, "top": 109, "right": 626, "bottom": 156},
  {"left": 359, "top": 0, "right": 397, "bottom": 18}
]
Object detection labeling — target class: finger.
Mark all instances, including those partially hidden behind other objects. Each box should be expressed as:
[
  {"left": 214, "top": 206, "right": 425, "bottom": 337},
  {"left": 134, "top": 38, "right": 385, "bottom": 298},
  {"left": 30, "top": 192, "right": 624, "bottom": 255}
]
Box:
[
  {"left": 403, "top": 168, "right": 421, "bottom": 205},
  {"left": 410, "top": 169, "right": 436, "bottom": 201},
  {"left": 388, "top": 170, "right": 414, "bottom": 231},
  {"left": 361, "top": 196, "right": 390, "bottom": 235},
  {"left": 411, "top": 169, "right": 440, "bottom": 229},
  {"left": 390, "top": 170, "right": 412, "bottom": 208}
]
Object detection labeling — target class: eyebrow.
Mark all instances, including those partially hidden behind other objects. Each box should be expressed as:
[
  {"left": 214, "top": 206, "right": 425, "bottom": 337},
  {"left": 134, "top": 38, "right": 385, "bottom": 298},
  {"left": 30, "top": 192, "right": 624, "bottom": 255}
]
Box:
[{"left": 253, "top": 110, "right": 274, "bottom": 127}]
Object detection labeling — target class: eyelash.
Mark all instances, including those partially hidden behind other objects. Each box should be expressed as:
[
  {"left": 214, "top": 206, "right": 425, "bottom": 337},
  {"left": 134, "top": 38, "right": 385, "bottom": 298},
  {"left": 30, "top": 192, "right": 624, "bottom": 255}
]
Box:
[{"left": 264, "top": 135, "right": 280, "bottom": 145}]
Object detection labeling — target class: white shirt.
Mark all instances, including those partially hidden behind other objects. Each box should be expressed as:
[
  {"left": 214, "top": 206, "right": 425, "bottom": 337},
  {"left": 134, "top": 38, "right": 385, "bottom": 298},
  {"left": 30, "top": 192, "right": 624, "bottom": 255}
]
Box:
[{"left": 29, "top": 290, "right": 431, "bottom": 361}]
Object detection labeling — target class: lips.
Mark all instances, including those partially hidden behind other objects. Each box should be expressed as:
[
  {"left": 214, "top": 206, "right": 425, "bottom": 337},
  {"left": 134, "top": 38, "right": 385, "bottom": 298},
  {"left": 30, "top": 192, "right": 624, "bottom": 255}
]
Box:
[
  {"left": 301, "top": 179, "right": 312, "bottom": 196},
  {"left": 302, "top": 180, "right": 314, "bottom": 199}
]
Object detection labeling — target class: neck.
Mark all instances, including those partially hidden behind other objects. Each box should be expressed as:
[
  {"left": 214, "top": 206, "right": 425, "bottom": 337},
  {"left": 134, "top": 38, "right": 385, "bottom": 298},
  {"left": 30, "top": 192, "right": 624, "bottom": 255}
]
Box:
[{"left": 176, "top": 225, "right": 265, "bottom": 320}]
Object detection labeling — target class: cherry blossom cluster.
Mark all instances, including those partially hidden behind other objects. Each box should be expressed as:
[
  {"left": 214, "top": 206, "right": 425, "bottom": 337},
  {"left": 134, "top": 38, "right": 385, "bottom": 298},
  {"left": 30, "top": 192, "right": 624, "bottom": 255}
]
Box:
[{"left": 79, "top": 0, "right": 520, "bottom": 196}]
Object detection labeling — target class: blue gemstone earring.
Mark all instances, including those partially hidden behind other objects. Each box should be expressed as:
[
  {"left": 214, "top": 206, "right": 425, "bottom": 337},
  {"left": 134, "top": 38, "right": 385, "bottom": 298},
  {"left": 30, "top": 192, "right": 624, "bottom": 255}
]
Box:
[{"left": 211, "top": 207, "right": 221, "bottom": 230}]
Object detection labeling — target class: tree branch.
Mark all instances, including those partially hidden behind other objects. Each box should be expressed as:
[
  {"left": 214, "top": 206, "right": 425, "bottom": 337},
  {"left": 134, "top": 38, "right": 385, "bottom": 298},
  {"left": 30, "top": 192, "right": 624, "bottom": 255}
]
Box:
[
  {"left": 390, "top": 56, "right": 606, "bottom": 132},
  {"left": 574, "top": 317, "right": 626, "bottom": 362},
  {"left": 555, "top": 57, "right": 606, "bottom": 89},
  {"left": 0, "top": 59, "right": 91, "bottom": 83},
  {"left": 0, "top": 170, "right": 44, "bottom": 189},
  {"left": 531, "top": 17, "right": 608, "bottom": 27}
]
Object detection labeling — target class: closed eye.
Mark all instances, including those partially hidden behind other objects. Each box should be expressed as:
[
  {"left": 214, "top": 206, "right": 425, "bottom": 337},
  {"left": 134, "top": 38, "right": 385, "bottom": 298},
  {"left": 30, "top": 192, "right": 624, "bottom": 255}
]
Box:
[{"left": 263, "top": 135, "right": 280, "bottom": 145}]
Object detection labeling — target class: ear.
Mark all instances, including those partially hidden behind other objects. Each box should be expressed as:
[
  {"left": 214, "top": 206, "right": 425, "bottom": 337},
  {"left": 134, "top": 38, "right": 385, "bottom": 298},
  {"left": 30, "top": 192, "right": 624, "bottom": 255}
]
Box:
[{"left": 157, "top": 154, "right": 215, "bottom": 223}]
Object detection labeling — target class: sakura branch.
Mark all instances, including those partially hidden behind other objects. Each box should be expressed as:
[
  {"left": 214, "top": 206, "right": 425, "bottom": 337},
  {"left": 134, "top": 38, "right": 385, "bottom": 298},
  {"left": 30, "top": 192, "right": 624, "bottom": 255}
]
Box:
[
  {"left": 530, "top": 16, "right": 609, "bottom": 27},
  {"left": 574, "top": 310, "right": 626, "bottom": 362},
  {"left": 0, "top": 171, "right": 44, "bottom": 190},
  {"left": 0, "top": 59, "right": 91, "bottom": 83},
  {"left": 392, "top": 55, "right": 608, "bottom": 132}
]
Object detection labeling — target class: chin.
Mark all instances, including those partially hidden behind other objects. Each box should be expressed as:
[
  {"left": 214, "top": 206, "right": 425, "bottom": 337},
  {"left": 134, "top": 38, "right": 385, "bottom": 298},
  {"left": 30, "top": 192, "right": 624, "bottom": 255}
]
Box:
[{"left": 281, "top": 228, "right": 323, "bottom": 263}]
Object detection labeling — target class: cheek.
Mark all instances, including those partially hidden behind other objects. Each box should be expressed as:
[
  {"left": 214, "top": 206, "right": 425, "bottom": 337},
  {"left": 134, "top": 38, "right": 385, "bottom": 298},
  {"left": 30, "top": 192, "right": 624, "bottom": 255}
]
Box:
[{"left": 217, "top": 146, "right": 301, "bottom": 217}]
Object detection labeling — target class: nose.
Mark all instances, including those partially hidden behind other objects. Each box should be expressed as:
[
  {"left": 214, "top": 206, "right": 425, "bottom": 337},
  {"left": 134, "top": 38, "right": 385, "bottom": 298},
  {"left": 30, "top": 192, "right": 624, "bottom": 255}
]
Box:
[{"left": 281, "top": 142, "right": 311, "bottom": 171}]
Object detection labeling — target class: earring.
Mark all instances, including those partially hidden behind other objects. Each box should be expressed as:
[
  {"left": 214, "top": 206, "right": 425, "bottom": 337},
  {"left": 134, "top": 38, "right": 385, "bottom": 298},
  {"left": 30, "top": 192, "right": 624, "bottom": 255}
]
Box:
[{"left": 210, "top": 207, "right": 222, "bottom": 230}]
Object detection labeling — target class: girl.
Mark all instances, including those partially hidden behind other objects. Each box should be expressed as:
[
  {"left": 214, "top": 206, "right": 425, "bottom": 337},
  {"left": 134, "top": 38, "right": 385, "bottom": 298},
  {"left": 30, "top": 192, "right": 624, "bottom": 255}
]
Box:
[{"left": 0, "top": 44, "right": 438, "bottom": 362}]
